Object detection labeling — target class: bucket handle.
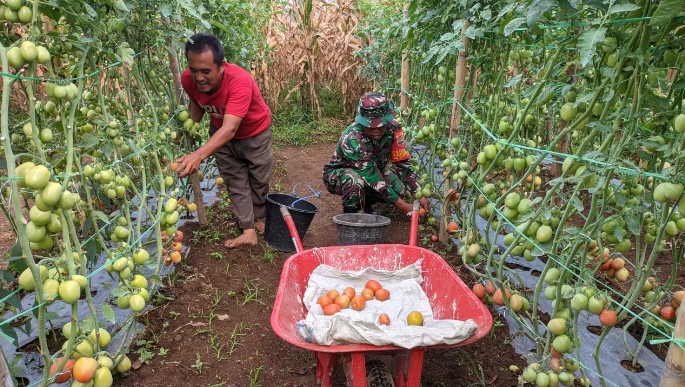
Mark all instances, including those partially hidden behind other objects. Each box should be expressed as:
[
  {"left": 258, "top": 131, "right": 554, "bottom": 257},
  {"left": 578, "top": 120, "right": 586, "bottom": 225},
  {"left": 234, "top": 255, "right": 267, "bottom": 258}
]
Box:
[
  {"left": 290, "top": 182, "right": 321, "bottom": 209},
  {"left": 279, "top": 205, "right": 304, "bottom": 253}
]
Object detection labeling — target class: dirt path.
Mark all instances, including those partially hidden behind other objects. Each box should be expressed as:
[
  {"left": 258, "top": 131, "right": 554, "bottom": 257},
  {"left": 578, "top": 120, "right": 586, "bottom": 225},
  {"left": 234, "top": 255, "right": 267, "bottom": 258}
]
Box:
[{"left": 115, "top": 143, "right": 525, "bottom": 386}]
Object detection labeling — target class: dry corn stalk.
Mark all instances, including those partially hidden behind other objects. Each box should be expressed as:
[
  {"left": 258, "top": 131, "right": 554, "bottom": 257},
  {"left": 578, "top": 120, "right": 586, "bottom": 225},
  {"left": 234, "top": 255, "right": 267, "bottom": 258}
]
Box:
[{"left": 257, "top": 0, "right": 371, "bottom": 117}]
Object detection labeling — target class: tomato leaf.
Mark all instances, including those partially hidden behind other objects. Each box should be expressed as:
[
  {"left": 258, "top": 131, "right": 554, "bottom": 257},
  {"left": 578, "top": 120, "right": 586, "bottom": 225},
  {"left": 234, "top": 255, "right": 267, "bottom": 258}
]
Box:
[
  {"left": 101, "top": 304, "right": 116, "bottom": 324},
  {"left": 625, "top": 214, "right": 642, "bottom": 236},
  {"left": 649, "top": 0, "right": 684, "bottom": 27},
  {"left": 578, "top": 27, "right": 607, "bottom": 68},
  {"left": 0, "top": 324, "right": 18, "bottom": 346},
  {"left": 527, "top": 0, "right": 554, "bottom": 28},
  {"left": 111, "top": 0, "right": 129, "bottom": 14},
  {"left": 8, "top": 256, "right": 27, "bottom": 274},
  {"left": 503, "top": 17, "right": 526, "bottom": 36},
  {"left": 0, "top": 290, "right": 21, "bottom": 310},
  {"left": 159, "top": 3, "right": 173, "bottom": 17},
  {"left": 77, "top": 134, "right": 100, "bottom": 149},
  {"left": 570, "top": 196, "right": 584, "bottom": 214},
  {"left": 117, "top": 42, "right": 135, "bottom": 67},
  {"left": 607, "top": 4, "right": 640, "bottom": 15}
]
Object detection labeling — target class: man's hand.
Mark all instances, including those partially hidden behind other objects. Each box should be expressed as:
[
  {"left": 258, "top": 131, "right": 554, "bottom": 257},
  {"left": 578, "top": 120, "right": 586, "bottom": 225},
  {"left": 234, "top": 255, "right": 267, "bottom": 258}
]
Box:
[
  {"left": 419, "top": 197, "right": 429, "bottom": 214},
  {"left": 394, "top": 198, "right": 414, "bottom": 216},
  {"left": 175, "top": 151, "right": 204, "bottom": 177}
]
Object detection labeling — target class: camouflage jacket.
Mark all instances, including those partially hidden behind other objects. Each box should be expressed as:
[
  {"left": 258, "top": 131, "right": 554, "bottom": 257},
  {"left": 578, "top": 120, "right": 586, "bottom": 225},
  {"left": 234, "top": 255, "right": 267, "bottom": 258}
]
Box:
[{"left": 323, "top": 120, "right": 420, "bottom": 203}]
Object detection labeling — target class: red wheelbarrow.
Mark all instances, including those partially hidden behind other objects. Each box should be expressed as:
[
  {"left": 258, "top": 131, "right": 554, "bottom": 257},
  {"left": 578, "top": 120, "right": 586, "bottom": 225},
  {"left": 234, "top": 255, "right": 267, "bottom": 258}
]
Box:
[{"left": 270, "top": 202, "right": 493, "bottom": 386}]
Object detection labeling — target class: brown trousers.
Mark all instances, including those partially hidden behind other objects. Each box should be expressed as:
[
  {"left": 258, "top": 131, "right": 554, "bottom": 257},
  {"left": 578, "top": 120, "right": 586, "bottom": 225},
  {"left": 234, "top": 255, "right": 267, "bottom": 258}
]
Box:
[{"left": 211, "top": 126, "right": 273, "bottom": 230}]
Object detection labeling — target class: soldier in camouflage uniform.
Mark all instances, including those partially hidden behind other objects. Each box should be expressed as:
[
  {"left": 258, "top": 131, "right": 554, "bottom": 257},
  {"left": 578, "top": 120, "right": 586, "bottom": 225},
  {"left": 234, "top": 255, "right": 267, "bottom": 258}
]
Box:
[{"left": 323, "top": 92, "right": 429, "bottom": 215}]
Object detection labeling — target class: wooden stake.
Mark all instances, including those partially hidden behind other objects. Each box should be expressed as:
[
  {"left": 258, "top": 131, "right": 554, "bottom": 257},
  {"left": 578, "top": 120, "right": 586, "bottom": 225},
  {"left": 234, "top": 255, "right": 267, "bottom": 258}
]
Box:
[
  {"left": 660, "top": 305, "right": 685, "bottom": 387},
  {"left": 164, "top": 17, "right": 207, "bottom": 226},
  {"left": 400, "top": 2, "right": 410, "bottom": 112},
  {"left": 440, "top": 19, "right": 470, "bottom": 243}
]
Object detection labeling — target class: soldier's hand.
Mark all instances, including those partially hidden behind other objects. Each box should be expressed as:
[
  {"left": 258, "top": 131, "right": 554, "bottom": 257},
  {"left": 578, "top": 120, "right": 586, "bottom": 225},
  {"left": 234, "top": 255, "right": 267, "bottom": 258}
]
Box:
[
  {"left": 394, "top": 198, "right": 413, "bottom": 216},
  {"left": 419, "top": 197, "right": 429, "bottom": 213}
]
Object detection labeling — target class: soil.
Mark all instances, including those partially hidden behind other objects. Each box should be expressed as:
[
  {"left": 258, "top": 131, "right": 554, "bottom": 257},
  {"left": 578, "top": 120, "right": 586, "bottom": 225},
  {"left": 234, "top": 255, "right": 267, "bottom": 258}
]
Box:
[{"left": 115, "top": 142, "right": 527, "bottom": 387}]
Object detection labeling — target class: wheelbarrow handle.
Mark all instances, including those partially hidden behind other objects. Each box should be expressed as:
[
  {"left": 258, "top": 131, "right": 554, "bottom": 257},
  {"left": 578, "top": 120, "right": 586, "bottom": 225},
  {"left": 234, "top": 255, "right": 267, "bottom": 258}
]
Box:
[
  {"left": 408, "top": 200, "right": 420, "bottom": 247},
  {"left": 280, "top": 205, "right": 304, "bottom": 253}
]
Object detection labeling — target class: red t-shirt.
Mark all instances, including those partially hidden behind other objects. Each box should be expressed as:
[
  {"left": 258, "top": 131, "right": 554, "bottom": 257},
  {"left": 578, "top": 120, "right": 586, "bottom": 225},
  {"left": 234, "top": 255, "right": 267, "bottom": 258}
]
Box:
[{"left": 181, "top": 63, "right": 271, "bottom": 140}]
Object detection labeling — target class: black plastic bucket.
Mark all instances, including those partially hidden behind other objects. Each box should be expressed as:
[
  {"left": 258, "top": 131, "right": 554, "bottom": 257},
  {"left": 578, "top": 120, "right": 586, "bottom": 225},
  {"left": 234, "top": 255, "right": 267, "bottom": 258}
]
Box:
[{"left": 265, "top": 193, "right": 318, "bottom": 252}]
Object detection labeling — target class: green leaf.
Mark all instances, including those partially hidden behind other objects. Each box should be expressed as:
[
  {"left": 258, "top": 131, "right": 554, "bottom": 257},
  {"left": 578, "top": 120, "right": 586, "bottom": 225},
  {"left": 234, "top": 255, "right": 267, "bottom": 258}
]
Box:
[
  {"left": 111, "top": 0, "right": 129, "bottom": 14},
  {"left": 8, "top": 256, "right": 27, "bottom": 274},
  {"left": 625, "top": 214, "right": 642, "bottom": 236},
  {"left": 570, "top": 195, "right": 584, "bottom": 213},
  {"left": 159, "top": 3, "right": 173, "bottom": 17},
  {"left": 649, "top": 0, "right": 684, "bottom": 27},
  {"left": 503, "top": 74, "right": 523, "bottom": 88},
  {"left": 102, "top": 304, "right": 116, "bottom": 324},
  {"left": 0, "top": 324, "right": 17, "bottom": 345},
  {"left": 118, "top": 42, "right": 135, "bottom": 67},
  {"left": 92, "top": 211, "right": 110, "bottom": 224},
  {"left": 503, "top": 17, "right": 526, "bottom": 36},
  {"left": 607, "top": 4, "right": 640, "bottom": 15},
  {"left": 0, "top": 290, "right": 21, "bottom": 309},
  {"left": 578, "top": 27, "right": 606, "bottom": 68},
  {"left": 77, "top": 134, "right": 100, "bottom": 148},
  {"left": 527, "top": 0, "right": 554, "bottom": 27}
]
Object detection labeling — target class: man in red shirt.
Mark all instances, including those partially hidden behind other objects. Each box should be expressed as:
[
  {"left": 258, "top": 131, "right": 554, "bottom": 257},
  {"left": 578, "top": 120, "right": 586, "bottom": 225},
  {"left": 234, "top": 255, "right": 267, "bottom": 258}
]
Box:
[{"left": 175, "top": 33, "right": 272, "bottom": 248}]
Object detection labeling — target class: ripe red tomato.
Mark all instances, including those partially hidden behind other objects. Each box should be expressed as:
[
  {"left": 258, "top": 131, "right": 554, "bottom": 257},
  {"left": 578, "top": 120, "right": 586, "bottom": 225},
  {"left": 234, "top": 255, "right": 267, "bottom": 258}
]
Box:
[
  {"left": 334, "top": 294, "right": 351, "bottom": 309},
  {"left": 342, "top": 287, "right": 355, "bottom": 299},
  {"left": 350, "top": 295, "right": 366, "bottom": 311},
  {"left": 323, "top": 303, "right": 341, "bottom": 316},
  {"left": 72, "top": 357, "right": 97, "bottom": 383},
  {"left": 49, "top": 357, "right": 75, "bottom": 383},
  {"left": 599, "top": 309, "right": 618, "bottom": 327},
  {"left": 365, "top": 280, "right": 382, "bottom": 293},
  {"left": 317, "top": 295, "right": 332, "bottom": 308},
  {"left": 660, "top": 305, "right": 676, "bottom": 321},
  {"left": 375, "top": 288, "right": 390, "bottom": 301},
  {"left": 378, "top": 313, "right": 390, "bottom": 325},
  {"left": 361, "top": 288, "right": 375, "bottom": 300},
  {"left": 472, "top": 283, "right": 486, "bottom": 300}
]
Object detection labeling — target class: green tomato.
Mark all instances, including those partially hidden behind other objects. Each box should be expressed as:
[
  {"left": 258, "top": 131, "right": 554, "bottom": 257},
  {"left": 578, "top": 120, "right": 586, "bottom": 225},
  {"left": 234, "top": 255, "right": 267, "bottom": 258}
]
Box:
[
  {"left": 26, "top": 221, "right": 46, "bottom": 243},
  {"left": 93, "top": 367, "right": 113, "bottom": 387},
  {"left": 58, "top": 280, "right": 81, "bottom": 304},
  {"left": 6, "top": 46, "right": 24, "bottom": 68},
  {"left": 547, "top": 318, "right": 568, "bottom": 335},
  {"left": 18, "top": 265, "right": 48, "bottom": 290},
  {"left": 42, "top": 278, "right": 59, "bottom": 303},
  {"left": 25, "top": 164, "right": 51, "bottom": 190},
  {"left": 19, "top": 40, "right": 37, "bottom": 62},
  {"left": 130, "top": 274, "right": 148, "bottom": 289},
  {"left": 552, "top": 334, "right": 572, "bottom": 353},
  {"left": 115, "top": 355, "right": 132, "bottom": 373},
  {"left": 132, "top": 249, "right": 150, "bottom": 265},
  {"left": 129, "top": 294, "right": 145, "bottom": 312},
  {"left": 41, "top": 181, "right": 63, "bottom": 207},
  {"left": 29, "top": 205, "right": 51, "bottom": 226},
  {"left": 560, "top": 102, "right": 577, "bottom": 122},
  {"left": 6, "top": 0, "right": 22, "bottom": 11},
  {"left": 88, "top": 328, "right": 111, "bottom": 348}
]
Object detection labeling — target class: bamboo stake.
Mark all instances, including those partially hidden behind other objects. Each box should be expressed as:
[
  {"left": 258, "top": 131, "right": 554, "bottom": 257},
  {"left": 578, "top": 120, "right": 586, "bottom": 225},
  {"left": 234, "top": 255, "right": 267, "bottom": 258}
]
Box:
[
  {"left": 440, "top": 19, "right": 470, "bottom": 243},
  {"left": 660, "top": 304, "right": 685, "bottom": 386},
  {"left": 164, "top": 17, "right": 207, "bottom": 226},
  {"left": 400, "top": 2, "right": 410, "bottom": 111}
]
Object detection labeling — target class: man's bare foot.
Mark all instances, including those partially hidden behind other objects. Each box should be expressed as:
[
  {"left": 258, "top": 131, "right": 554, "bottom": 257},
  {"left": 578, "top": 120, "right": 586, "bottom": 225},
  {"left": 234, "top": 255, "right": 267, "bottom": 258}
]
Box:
[
  {"left": 224, "top": 229, "right": 258, "bottom": 248},
  {"left": 254, "top": 219, "right": 265, "bottom": 233}
]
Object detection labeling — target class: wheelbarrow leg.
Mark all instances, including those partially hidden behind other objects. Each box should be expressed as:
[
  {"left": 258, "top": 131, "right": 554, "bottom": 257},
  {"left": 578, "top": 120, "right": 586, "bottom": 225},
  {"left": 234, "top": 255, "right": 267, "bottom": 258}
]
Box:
[
  {"left": 392, "top": 348, "right": 425, "bottom": 387},
  {"left": 315, "top": 352, "right": 338, "bottom": 387},
  {"left": 341, "top": 352, "right": 367, "bottom": 387}
]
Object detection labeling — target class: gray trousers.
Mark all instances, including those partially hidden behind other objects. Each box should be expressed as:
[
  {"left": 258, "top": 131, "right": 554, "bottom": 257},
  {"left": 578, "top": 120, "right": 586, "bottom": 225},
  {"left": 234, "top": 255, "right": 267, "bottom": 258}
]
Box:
[{"left": 210, "top": 126, "right": 273, "bottom": 230}]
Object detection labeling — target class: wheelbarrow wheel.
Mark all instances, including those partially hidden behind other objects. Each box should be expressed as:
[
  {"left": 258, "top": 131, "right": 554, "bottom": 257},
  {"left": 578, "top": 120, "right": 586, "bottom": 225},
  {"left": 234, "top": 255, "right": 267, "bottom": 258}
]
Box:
[{"left": 366, "top": 359, "right": 395, "bottom": 387}]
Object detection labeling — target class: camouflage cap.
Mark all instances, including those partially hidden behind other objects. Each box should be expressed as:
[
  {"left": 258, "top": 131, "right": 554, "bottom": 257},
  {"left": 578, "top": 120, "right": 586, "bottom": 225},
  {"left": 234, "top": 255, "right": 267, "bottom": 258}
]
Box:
[{"left": 355, "top": 92, "right": 396, "bottom": 128}]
